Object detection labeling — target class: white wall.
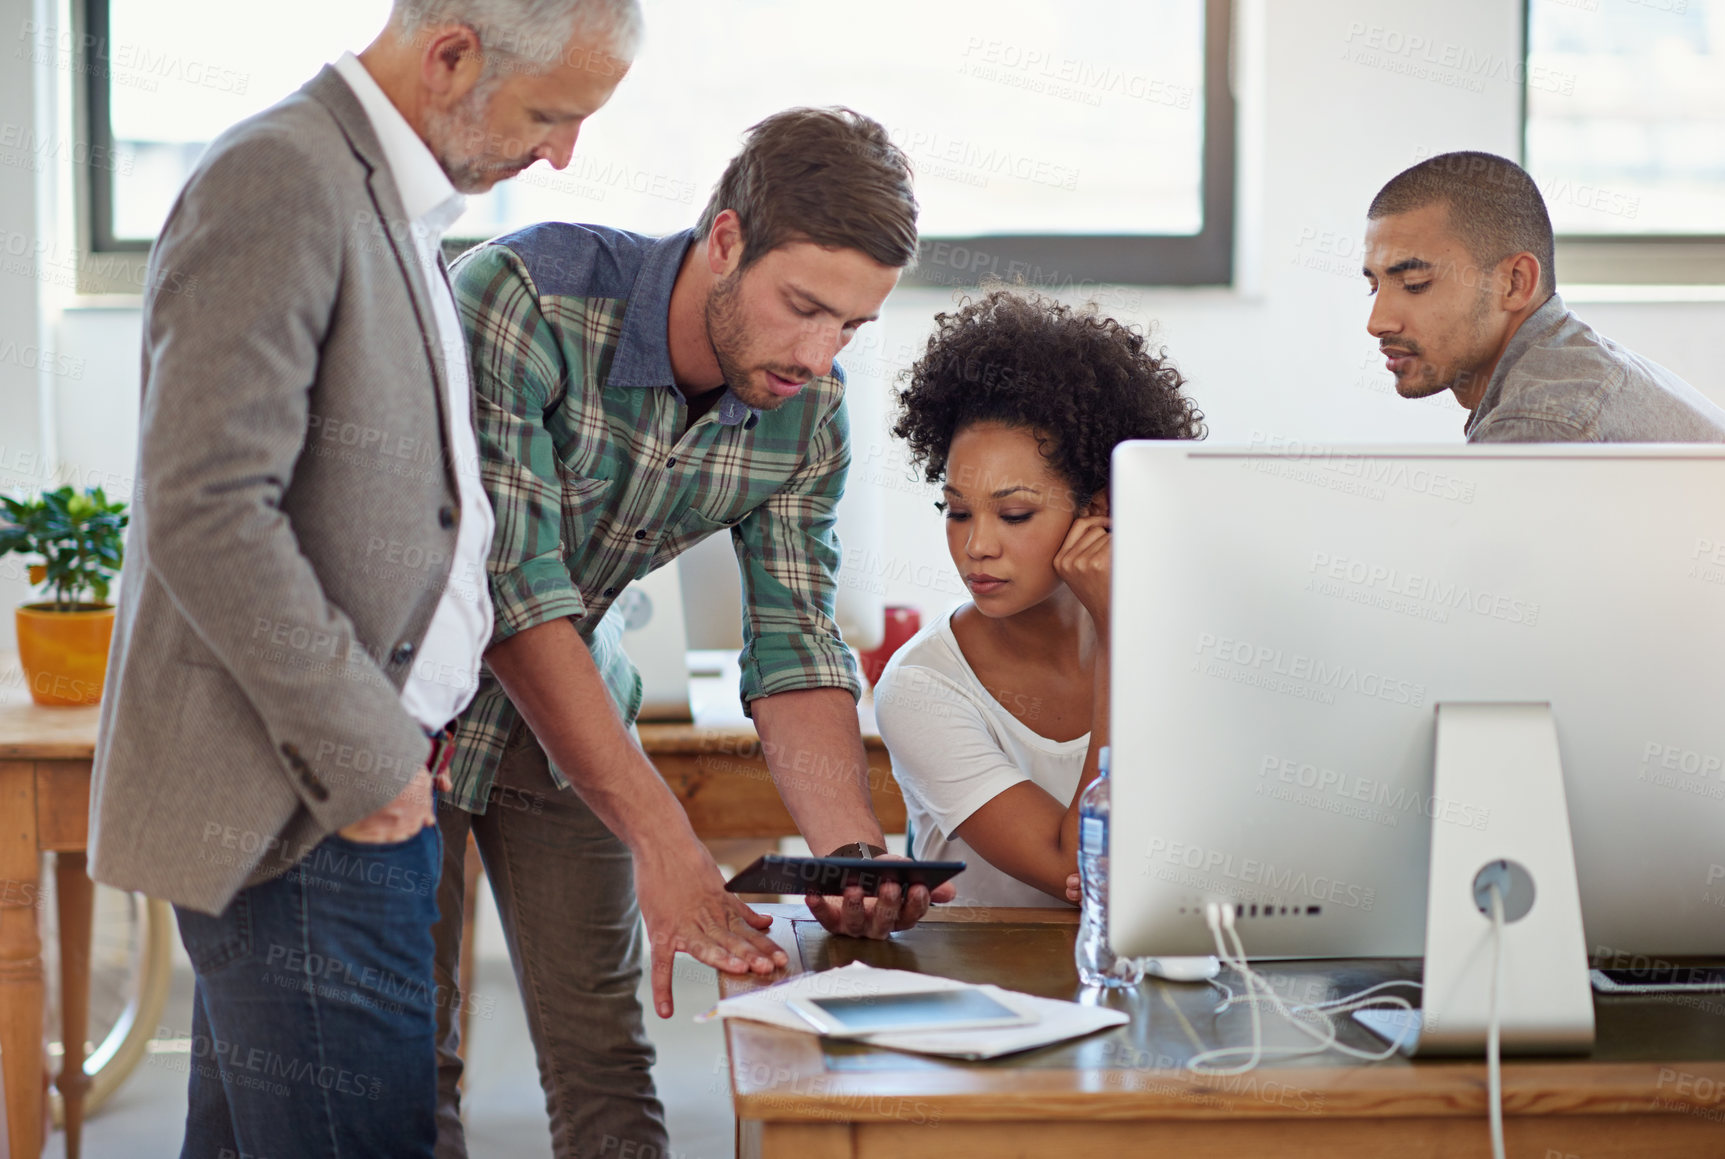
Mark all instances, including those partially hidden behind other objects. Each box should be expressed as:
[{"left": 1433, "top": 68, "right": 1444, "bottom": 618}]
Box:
[
  {"left": 693, "top": 0, "right": 1725, "bottom": 647},
  {"left": 16, "top": 0, "right": 1725, "bottom": 655},
  {"left": 0, "top": 0, "right": 68, "bottom": 649}
]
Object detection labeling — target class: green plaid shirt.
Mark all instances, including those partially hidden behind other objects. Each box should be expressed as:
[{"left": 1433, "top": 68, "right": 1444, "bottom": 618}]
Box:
[{"left": 445, "top": 223, "right": 860, "bottom": 813}]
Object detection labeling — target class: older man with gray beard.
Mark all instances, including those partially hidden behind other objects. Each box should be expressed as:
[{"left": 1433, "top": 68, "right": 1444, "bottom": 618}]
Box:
[{"left": 87, "top": 2, "right": 638, "bottom": 1155}]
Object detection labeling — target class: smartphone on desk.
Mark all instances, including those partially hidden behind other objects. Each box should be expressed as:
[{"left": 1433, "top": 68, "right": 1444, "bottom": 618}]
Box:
[
  {"left": 723, "top": 854, "right": 964, "bottom": 897},
  {"left": 1590, "top": 966, "right": 1725, "bottom": 994}
]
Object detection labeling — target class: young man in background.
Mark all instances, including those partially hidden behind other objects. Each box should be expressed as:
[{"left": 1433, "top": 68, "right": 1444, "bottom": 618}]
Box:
[{"left": 1363, "top": 151, "right": 1725, "bottom": 442}]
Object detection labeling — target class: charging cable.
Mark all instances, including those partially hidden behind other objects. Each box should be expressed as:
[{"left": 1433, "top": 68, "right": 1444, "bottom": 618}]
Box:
[
  {"left": 1193, "top": 892, "right": 1509, "bottom": 1159},
  {"left": 1212, "top": 977, "right": 1424, "bottom": 1019},
  {"left": 1487, "top": 882, "right": 1506, "bottom": 1159},
  {"left": 1187, "top": 902, "right": 1418, "bottom": 1076}
]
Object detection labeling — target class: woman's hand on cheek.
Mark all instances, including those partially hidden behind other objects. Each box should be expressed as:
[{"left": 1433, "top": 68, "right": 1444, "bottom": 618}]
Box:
[{"left": 1053, "top": 514, "right": 1113, "bottom": 632}]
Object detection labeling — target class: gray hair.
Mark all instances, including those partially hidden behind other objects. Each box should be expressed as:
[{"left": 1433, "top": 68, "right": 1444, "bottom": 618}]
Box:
[{"left": 390, "top": 0, "right": 643, "bottom": 78}]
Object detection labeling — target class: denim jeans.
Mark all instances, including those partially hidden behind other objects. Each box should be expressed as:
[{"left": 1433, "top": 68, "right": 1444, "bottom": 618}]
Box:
[{"left": 174, "top": 824, "right": 442, "bottom": 1159}]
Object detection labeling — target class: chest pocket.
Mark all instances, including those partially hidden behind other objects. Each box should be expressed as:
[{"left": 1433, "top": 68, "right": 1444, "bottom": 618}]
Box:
[
  {"left": 656, "top": 501, "right": 753, "bottom": 567},
  {"left": 558, "top": 475, "right": 614, "bottom": 552}
]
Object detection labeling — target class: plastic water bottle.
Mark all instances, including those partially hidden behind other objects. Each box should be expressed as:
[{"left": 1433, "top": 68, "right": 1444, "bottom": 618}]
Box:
[{"left": 1076, "top": 747, "right": 1143, "bottom": 988}]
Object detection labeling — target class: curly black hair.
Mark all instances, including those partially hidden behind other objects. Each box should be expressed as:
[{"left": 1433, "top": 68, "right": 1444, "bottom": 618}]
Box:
[{"left": 891, "top": 290, "right": 1205, "bottom": 508}]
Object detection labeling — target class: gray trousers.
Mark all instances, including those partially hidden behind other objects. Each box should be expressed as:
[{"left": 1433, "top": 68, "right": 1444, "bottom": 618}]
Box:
[{"left": 432, "top": 719, "right": 668, "bottom": 1159}]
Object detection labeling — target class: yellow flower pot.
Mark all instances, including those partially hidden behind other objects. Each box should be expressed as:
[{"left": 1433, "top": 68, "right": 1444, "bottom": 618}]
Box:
[{"left": 16, "top": 603, "right": 115, "bottom": 706}]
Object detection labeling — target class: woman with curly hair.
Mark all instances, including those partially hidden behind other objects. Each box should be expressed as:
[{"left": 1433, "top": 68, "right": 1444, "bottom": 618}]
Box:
[{"left": 875, "top": 289, "right": 1204, "bottom": 907}]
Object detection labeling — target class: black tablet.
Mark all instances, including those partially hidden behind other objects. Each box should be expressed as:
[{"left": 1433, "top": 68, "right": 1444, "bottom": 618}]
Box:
[{"left": 723, "top": 854, "right": 965, "bottom": 897}]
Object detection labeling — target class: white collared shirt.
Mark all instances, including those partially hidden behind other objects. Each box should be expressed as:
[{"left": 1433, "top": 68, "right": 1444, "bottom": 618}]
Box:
[{"left": 333, "top": 51, "right": 495, "bottom": 732}]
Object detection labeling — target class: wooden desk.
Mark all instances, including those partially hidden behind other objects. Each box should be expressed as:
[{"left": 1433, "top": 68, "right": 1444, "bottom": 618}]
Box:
[
  {"left": 639, "top": 719, "right": 905, "bottom": 839},
  {"left": 719, "top": 906, "right": 1725, "bottom": 1159},
  {"left": 0, "top": 679, "right": 904, "bottom": 1158},
  {"left": 0, "top": 696, "right": 100, "bottom": 1159}
]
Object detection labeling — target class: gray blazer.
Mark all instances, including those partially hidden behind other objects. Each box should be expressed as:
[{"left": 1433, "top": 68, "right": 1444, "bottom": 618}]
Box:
[{"left": 90, "top": 66, "right": 470, "bottom": 914}]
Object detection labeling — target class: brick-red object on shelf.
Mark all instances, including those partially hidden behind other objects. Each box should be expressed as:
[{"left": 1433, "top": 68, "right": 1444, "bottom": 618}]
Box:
[{"left": 860, "top": 606, "right": 922, "bottom": 688}]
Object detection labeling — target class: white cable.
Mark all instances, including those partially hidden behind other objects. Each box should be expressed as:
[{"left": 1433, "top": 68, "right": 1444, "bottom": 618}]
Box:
[
  {"left": 1487, "top": 883, "right": 1506, "bottom": 1159},
  {"left": 1191, "top": 903, "right": 1265, "bottom": 1074},
  {"left": 1187, "top": 903, "right": 1417, "bottom": 1076},
  {"left": 1294, "top": 979, "right": 1424, "bottom": 1013},
  {"left": 1193, "top": 888, "right": 1508, "bottom": 1159},
  {"left": 1213, "top": 977, "right": 1423, "bottom": 1016},
  {"left": 1220, "top": 906, "right": 1410, "bottom": 1060}
]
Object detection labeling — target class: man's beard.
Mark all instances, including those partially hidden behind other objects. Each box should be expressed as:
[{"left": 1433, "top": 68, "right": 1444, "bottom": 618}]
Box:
[
  {"left": 704, "top": 271, "right": 811, "bottom": 412},
  {"left": 1390, "top": 338, "right": 1446, "bottom": 400},
  {"left": 1392, "top": 286, "right": 1496, "bottom": 401},
  {"left": 426, "top": 81, "right": 534, "bottom": 194}
]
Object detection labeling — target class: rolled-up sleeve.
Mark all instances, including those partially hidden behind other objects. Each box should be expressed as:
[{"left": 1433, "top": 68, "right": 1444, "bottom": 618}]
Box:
[
  {"left": 733, "top": 396, "right": 861, "bottom": 709},
  {"left": 453, "top": 246, "right": 588, "bottom": 642}
]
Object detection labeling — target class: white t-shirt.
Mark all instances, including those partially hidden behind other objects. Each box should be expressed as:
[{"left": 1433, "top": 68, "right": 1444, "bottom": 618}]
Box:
[{"left": 874, "top": 611, "right": 1088, "bottom": 908}]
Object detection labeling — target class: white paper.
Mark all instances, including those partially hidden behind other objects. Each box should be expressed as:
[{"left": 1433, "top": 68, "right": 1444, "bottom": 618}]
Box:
[{"left": 702, "top": 962, "right": 1128, "bottom": 1060}]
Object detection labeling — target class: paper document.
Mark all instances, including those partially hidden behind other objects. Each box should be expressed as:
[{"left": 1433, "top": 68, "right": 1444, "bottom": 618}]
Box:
[{"left": 702, "top": 962, "right": 1128, "bottom": 1060}]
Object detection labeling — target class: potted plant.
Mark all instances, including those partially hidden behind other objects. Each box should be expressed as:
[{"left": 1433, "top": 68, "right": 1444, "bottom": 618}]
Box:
[{"left": 0, "top": 486, "right": 128, "bottom": 706}]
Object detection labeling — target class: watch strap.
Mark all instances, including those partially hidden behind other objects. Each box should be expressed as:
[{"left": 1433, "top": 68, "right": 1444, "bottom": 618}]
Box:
[{"left": 827, "top": 841, "right": 888, "bottom": 860}]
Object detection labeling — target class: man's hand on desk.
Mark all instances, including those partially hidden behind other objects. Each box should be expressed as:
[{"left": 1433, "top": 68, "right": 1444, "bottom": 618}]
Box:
[
  {"left": 804, "top": 853, "right": 960, "bottom": 938},
  {"left": 639, "top": 845, "right": 788, "bottom": 1018}
]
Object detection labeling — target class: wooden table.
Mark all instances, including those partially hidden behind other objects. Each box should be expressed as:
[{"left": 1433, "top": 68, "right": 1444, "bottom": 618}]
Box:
[
  {"left": 718, "top": 906, "right": 1725, "bottom": 1159},
  {"left": 0, "top": 677, "right": 904, "bottom": 1158},
  {"left": 0, "top": 695, "right": 99, "bottom": 1159},
  {"left": 639, "top": 717, "right": 904, "bottom": 840}
]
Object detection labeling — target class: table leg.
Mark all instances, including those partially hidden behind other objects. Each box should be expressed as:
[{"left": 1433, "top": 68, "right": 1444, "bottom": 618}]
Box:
[
  {"left": 0, "top": 760, "right": 46, "bottom": 1158},
  {"left": 54, "top": 853, "right": 91, "bottom": 1159}
]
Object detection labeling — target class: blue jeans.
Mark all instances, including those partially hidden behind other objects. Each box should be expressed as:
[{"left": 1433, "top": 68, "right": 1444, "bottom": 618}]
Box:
[{"left": 174, "top": 825, "right": 441, "bottom": 1159}]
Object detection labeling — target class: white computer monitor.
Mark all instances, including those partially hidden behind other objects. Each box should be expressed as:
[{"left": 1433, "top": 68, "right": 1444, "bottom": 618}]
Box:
[{"left": 1108, "top": 442, "right": 1725, "bottom": 962}]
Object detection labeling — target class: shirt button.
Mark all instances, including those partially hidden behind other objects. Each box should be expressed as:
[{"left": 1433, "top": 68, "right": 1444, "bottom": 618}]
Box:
[
  {"left": 665, "top": 457, "right": 677, "bottom": 468},
  {"left": 603, "top": 587, "right": 617, "bottom": 598},
  {"left": 439, "top": 505, "right": 457, "bottom": 529},
  {"left": 634, "top": 529, "right": 647, "bottom": 540},
  {"left": 391, "top": 641, "right": 415, "bottom": 665}
]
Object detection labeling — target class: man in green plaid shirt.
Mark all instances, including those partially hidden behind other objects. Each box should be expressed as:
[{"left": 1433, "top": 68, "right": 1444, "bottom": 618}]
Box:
[{"left": 431, "top": 108, "right": 953, "bottom": 1159}]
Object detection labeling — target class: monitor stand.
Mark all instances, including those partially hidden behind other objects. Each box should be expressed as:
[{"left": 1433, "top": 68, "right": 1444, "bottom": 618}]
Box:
[{"left": 1355, "top": 702, "right": 1595, "bottom": 1056}]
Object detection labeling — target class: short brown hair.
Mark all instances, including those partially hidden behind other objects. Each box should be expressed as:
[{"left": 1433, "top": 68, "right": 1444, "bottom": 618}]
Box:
[
  {"left": 696, "top": 107, "right": 919, "bottom": 271},
  {"left": 1369, "top": 151, "right": 1556, "bottom": 298}
]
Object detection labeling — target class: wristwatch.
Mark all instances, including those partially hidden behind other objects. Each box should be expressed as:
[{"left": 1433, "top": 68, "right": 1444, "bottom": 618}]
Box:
[{"left": 827, "top": 841, "right": 888, "bottom": 860}]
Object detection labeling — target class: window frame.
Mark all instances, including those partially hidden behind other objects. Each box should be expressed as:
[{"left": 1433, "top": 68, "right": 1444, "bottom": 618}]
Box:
[
  {"left": 82, "top": 0, "right": 135, "bottom": 258},
  {"left": 72, "top": 0, "right": 150, "bottom": 294},
  {"left": 1522, "top": 0, "right": 1725, "bottom": 287},
  {"left": 75, "top": 0, "right": 1237, "bottom": 293},
  {"left": 900, "top": 0, "right": 1237, "bottom": 289}
]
